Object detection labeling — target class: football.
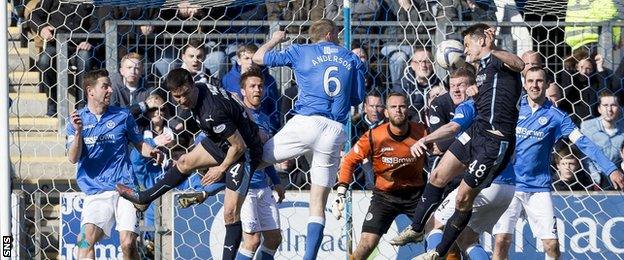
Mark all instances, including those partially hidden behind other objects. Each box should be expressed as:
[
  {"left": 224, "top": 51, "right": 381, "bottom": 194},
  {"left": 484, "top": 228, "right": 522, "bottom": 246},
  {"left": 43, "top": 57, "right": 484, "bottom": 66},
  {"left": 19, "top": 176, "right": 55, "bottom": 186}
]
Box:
[{"left": 436, "top": 40, "right": 465, "bottom": 70}]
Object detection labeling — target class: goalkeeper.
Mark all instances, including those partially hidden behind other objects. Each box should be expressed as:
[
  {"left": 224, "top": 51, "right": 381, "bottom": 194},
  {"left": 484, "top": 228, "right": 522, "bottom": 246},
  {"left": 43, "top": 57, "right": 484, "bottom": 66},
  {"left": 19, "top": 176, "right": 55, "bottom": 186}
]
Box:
[{"left": 332, "top": 92, "right": 428, "bottom": 260}]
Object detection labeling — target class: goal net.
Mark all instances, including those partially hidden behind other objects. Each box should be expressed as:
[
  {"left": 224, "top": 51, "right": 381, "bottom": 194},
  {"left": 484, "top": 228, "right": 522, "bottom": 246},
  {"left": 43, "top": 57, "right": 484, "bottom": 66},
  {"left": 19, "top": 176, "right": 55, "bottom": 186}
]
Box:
[{"left": 6, "top": 0, "right": 624, "bottom": 259}]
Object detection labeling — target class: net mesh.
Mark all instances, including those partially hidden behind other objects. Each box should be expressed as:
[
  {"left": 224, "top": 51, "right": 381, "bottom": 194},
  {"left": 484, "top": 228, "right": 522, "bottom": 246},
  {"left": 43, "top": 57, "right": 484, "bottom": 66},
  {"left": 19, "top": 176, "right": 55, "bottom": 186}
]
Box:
[{"left": 6, "top": 0, "right": 624, "bottom": 259}]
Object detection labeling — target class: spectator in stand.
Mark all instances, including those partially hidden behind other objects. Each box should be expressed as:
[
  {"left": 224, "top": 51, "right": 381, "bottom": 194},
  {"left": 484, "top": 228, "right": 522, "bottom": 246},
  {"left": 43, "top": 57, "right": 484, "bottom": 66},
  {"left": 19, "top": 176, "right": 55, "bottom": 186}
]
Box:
[
  {"left": 325, "top": 0, "right": 379, "bottom": 34},
  {"left": 266, "top": 0, "right": 325, "bottom": 33},
  {"left": 379, "top": 0, "right": 459, "bottom": 89},
  {"left": 177, "top": 39, "right": 215, "bottom": 84},
  {"left": 350, "top": 92, "right": 386, "bottom": 189},
  {"left": 129, "top": 94, "right": 174, "bottom": 254},
  {"left": 89, "top": 5, "right": 158, "bottom": 64},
  {"left": 545, "top": 82, "right": 563, "bottom": 106},
  {"left": 559, "top": 50, "right": 613, "bottom": 123},
  {"left": 353, "top": 92, "right": 386, "bottom": 138},
  {"left": 461, "top": 0, "right": 497, "bottom": 21},
  {"left": 352, "top": 43, "right": 387, "bottom": 95},
  {"left": 564, "top": 0, "right": 623, "bottom": 54},
  {"left": 393, "top": 47, "right": 441, "bottom": 122},
  {"left": 580, "top": 91, "right": 624, "bottom": 189},
  {"left": 492, "top": 0, "right": 532, "bottom": 55},
  {"left": 222, "top": 44, "right": 281, "bottom": 132},
  {"left": 110, "top": 52, "right": 156, "bottom": 124},
  {"left": 29, "top": 0, "right": 95, "bottom": 117},
  {"left": 151, "top": 2, "right": 226, "bottom": 79},
  {"left": 552, "top": 143, "right": 596, "bottom": 191}
]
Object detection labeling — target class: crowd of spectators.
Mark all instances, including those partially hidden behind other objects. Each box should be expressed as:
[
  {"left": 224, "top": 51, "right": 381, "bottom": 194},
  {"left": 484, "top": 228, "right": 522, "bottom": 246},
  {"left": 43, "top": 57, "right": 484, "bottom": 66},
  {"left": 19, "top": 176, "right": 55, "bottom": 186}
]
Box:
[
  {"left": 16, "top": 0, "right": 624, "bottom": 190},
  {"left": 10, "top": 0, "right": 624, "bottom": 256}
]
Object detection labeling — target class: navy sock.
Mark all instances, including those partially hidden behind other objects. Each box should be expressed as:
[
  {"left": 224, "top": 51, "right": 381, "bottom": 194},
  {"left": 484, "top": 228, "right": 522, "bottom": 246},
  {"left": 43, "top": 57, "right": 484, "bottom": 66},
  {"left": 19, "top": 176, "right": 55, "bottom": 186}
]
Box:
[
  {"left": 436, "top": 209, "right": 472, "bottom": 256},
  {"left": 139, "top": 166, "right": 187, "bottom": 204},
  {"left": 410, "top": 185, "right": 445, "bottom": 232},
  {"left": 258, "top": 246, "right": 276, "bottom": 260},
  {"left": 223, "top": 221, "right": 243, "bottom": 260}
]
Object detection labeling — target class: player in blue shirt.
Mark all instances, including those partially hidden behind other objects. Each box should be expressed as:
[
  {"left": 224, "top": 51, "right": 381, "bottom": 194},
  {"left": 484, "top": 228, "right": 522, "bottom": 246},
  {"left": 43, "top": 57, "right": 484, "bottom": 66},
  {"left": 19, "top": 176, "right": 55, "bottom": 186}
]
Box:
[
  {"left": 491, "top": 67, "right": 624, "bottom": 260},
  {"left": 252, "top": 19, "right": 366, "bottom": 260},
  {"left": 66, "top": 69, "right": 163, "bottom": 260}
]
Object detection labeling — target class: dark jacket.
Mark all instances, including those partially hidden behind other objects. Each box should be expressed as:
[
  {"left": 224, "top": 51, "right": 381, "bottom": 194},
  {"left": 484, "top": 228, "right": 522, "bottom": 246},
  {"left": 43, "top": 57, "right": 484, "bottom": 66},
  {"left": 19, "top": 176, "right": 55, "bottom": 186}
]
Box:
[
  {"left": 29, "top": 0, "right": 93, "bottom": 34},
  {"left": 558, "top": 69, "right": 612, "bottom": 124},
  {"left": 394, "top": 68, "right": 441, "bottom": 122},
  {"left": 109, "top": 72, "right": 153, "bottom": 120}
]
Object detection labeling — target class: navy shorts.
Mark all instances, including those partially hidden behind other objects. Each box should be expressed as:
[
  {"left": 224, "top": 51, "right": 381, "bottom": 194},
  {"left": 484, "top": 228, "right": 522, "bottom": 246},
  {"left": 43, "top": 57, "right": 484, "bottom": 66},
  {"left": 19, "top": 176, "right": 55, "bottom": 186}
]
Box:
[
  {"left": 448, "top": 124, "right": 514, "bottom": 189},
  {"left": 200, "top": 137, "right": 253, "bottom": 195}
]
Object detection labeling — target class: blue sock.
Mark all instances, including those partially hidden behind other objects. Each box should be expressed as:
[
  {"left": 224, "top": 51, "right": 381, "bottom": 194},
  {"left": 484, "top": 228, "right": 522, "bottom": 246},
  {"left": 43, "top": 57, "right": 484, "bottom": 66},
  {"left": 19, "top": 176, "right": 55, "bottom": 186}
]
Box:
[
  {"left": 258, "top": 246, "right": 276, "bottom": 260},
  {"left": 426, "top": 229, "right": 443, "bottom": 251},
  {"left": 235, "top": 248, "right": 254, "bottom": 260},
  {"left": 304, "top": 216, "right": 325, "bottom": 260},
  {"left": 467, "top": 244, "right": 489, "bottom": 260}
]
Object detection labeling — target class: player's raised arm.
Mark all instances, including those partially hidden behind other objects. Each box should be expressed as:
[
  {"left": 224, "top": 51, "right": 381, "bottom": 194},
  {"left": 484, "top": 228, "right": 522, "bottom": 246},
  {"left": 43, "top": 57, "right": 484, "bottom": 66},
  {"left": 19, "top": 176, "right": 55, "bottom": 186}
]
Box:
[
  {"left": 67, "top": 110, "right": 83, "bottom": 164},
  {"left": 485, "top": 28, "right": 525, "bottom": 72},
  {"left": 491, "top": 49, "right": 525, "bottom": 72},
  {"left": 253, "top": 30, "right": 288, "bottom": 65}
]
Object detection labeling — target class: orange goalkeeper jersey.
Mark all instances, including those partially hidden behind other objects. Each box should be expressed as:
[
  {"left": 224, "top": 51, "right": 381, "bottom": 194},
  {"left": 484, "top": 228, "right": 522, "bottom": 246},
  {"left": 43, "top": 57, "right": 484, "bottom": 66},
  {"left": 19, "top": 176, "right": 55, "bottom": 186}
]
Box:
[{"left": 338, "top": 122, "right": 427, "bottom": 191}]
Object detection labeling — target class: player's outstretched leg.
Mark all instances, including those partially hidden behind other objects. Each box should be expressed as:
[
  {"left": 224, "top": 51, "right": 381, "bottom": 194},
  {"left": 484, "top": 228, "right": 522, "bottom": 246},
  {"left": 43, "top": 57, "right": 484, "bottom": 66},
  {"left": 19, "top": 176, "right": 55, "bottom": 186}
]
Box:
[
  {"left": 304, "top": 184, "right": 331, "bottom": 260},
  {"left": 392, "top": 152, "right": 466, "bottom": 246},
  {"left": 433, "top": 181, "right": 480, "bottom": 257},
  {"left": 222, "top": 188, "right": 247, "bottom": 260},
  {"left": 118, "top": 142, "right": 222, "bottom": 209},
  {"left": 178, "top": 183, "right": 226, "bottom": 208}
]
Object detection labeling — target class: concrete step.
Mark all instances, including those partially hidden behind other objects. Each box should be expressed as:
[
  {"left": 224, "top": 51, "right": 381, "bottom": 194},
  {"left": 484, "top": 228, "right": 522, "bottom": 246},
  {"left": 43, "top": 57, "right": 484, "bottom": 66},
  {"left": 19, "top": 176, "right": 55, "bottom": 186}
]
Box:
[
  {"left": 10, "top": 84, "right": 39, "bottom": 93},
  {"left": 9, "top": 116, "right": 58, "bottom": 131},
  {"left": 9, "top": 131, "right": 66, "bottom": 158},
  {"left": 8, "top": 46, "right": 31, "bottom": 71},
  {"left": 11, "top": 155, "right": 75, "bottom": 180},
  {"left": 8, "top": 26, "right": 20, "bottom": 41},
  {"left": 9, "top": 71, "right": 39, "bottom": 86},
  {"left": 9, "top": 92, "right": 47, "bottom": 117}
]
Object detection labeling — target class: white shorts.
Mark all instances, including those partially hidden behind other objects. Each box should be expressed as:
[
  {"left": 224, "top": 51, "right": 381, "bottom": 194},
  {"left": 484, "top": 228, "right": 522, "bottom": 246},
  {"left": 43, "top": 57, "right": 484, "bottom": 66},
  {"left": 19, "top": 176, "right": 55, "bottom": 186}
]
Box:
[
  {"left": 492, "top": 191, "right": 558, "bottom": 239},
  {"left": 262, "top": 115, "right": 346, "bottom": 187},
  {"left": 434, "top": 183, "right": 515, "bottom": 234},
  {"left": 240, "top": 187, "right": 281, "bottom": 233},
  {"left": 81, "top": 191, "right": 139, "bottom": 238}
]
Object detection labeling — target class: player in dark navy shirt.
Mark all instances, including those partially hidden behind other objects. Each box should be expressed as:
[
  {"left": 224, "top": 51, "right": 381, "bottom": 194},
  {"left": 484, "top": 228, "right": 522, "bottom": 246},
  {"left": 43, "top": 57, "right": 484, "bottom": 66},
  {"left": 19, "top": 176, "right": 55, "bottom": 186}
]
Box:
[
  {"left": 427, "top": 66, "right": 476, "bottom": 168},
  {"left": 117, "top": 68, "right": 262, "bottom": 260},
  {"left": 392, "top": 24, "right": 525, "bottom": 260}
]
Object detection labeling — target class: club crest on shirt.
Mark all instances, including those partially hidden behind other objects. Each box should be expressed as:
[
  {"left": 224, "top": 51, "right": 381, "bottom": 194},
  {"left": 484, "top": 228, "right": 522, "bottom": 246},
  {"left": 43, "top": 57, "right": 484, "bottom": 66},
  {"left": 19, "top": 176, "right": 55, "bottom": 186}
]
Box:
[
  {"left": 106, "top": 120, "right": 116, "bottom": 129},
  {"left": 476, "top": 74, "right": 486, "bottom": 86},
  {"left": 538, "top": 116, "right": 548, "bottom": 125},
  {"left": 323, "top": 46, "right": 338, "bottom": 55},
  {"left": 429, "top": 115, "right": 441, "bottom": 124},
  {"left": 213, "top": 124, "right": 226, "bottom": 133}
]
